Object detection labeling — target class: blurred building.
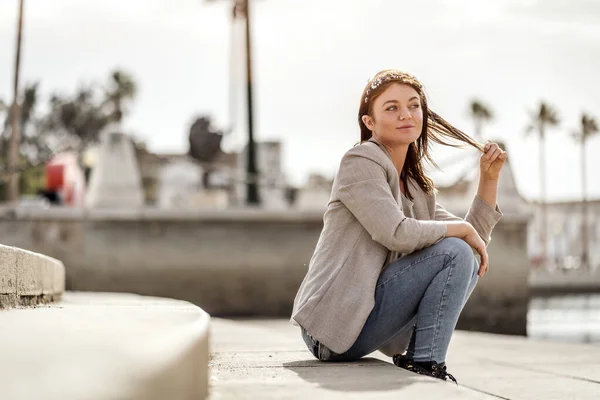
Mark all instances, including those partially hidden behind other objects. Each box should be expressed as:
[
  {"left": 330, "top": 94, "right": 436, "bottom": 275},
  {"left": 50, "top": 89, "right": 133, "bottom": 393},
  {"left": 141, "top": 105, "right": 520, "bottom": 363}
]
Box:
[
  {"left": 235, "top": 141, "right": 288, "bottom": 209},
  {"left": 152, "top": 141, "right": 290, "bottom": 209},
  {"left": 153, "top": 150, "right": 237, "bottom": 209},
  {"left": 156, "top": 155, "right": 204, "bottom": 209},
  {"left": 83, "top": 134, "right": 289, "bottom": 209},
  {"left": 134, "top": 143, "right": 163, "bottom": 206},
  {"left": 294, "top": 173, "right": 334, "bottom": 209},
  {"left": 528, "top": 200, "right": 600, "bottom": 271}
]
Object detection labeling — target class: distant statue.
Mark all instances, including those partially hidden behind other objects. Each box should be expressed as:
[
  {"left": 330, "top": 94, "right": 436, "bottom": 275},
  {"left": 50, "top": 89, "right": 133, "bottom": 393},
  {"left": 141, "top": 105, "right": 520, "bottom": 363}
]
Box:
[{"left": 188, "top": 116, "right": 223, "bottom": 163}]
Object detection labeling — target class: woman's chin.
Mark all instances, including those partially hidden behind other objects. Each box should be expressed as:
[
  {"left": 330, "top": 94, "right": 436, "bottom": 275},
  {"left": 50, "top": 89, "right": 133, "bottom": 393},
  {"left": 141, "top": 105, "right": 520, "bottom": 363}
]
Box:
[{"left": 389, "top": 138, "right": 419, "bottom": 147}]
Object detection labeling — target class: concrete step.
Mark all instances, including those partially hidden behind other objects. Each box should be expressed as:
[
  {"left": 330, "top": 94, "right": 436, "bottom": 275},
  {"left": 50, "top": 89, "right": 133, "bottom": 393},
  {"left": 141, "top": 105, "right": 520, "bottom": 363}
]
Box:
[
  {"left": 0, "top": 243, "right": 65, "bottom": 308},
  {"left": 210, "top": 319, "right": 600, "bottom": 399},
  {"left": 0, "top": 292, "right": 210, "bottom": 400}
]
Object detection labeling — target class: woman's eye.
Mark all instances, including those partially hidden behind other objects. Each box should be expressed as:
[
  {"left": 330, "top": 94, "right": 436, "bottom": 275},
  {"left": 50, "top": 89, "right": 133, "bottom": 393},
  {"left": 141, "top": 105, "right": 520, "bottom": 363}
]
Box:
[
  {"left": 386, "top": 106, "right": 397, "bottom": 111},
  {"left": 410, "top": 104, "right": 420, "bottom": 109}
]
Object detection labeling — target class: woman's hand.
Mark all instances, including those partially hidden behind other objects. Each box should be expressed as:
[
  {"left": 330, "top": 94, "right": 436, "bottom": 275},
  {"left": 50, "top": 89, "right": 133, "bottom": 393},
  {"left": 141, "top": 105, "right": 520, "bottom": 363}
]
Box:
[
  {"left": 446, "top": 221, "right": 489, "bottom": 277},
  {"left": 462, "top": 226, "right": 489, "bottom": 277},
  {"left": 480, "top": 141, "right": 507, "bottom": 181}
]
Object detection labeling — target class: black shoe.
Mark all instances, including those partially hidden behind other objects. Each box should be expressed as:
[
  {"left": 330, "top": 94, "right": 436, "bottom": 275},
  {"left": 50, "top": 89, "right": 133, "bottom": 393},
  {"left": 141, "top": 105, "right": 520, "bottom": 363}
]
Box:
[{"left": 392, "top": 355, "right": 458, "bottom": 384}]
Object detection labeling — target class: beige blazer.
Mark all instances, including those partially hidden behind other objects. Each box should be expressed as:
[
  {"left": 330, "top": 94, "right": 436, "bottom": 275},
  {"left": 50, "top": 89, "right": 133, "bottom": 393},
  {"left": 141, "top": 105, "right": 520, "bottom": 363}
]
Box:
[{"left": 291, "top": 137, "right": 503, "bottom": 354}]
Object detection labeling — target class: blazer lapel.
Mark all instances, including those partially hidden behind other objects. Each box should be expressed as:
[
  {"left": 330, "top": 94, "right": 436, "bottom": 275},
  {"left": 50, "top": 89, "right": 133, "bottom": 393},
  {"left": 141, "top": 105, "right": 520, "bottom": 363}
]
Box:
[{"left": 365, "top": 137, "right": 401, "bottom": 204}]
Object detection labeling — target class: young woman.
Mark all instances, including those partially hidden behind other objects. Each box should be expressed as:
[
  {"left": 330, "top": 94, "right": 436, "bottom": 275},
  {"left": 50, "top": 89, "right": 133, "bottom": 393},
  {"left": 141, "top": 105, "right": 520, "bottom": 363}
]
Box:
[{"left": 291, "top": 69, "right": 506, "bottom": 383}]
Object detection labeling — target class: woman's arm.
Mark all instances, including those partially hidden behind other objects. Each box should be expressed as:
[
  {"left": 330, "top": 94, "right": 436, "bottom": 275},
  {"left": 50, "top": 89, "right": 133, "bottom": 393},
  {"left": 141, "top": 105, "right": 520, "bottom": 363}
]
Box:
[
  {"left": 337, "top": 146, "right": 448, "bottom": 254},
  {"left": 434, "top": 141, "right": 506, "bottom": 245},
  {"left": 434, "top": 196, "right": 501, "bottom": 244},
  {"left": 477, "top": 176, "right": 499, "bottom": 209},
  {"left": 479, "top": 141, "right": 507, "bottom": 205}
]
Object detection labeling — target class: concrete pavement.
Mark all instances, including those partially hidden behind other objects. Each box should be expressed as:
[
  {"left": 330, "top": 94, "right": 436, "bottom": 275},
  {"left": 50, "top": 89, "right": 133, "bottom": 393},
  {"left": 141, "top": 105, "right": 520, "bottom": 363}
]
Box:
[{"left": 210, "top": 319, "right": 600, "bottom": 399}]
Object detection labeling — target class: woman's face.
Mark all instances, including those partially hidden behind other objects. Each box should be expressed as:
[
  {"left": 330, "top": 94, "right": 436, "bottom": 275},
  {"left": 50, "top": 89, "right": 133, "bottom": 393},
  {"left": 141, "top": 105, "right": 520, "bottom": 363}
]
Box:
[{"left": 362, "top": 83, "right": 423, "bottom": 148}]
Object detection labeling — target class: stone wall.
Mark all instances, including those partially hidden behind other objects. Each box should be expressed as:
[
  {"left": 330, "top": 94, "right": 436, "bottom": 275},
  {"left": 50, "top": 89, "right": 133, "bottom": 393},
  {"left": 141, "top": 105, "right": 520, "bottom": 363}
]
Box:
[
  {"left": 457, "top": 216, "right": 530, "bottom": 335},
  {"left": 0, "top": 207, "right": 529, "bottom": 334}
]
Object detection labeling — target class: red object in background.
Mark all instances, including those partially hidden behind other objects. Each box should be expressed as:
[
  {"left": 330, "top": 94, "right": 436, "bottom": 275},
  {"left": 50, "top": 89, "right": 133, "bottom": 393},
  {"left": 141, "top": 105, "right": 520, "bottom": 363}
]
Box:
[
  {"left": 46, "top": 164, "right": 64, "bottom": 191},
  {"left": 44, "top": 153, "right": 85, "bottom": 206}
]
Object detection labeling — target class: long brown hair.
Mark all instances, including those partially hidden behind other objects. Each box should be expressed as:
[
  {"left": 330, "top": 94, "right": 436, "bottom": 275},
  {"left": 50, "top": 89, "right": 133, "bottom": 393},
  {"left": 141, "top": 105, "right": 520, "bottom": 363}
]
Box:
[{"left": 358, "top": 69, "right": 483, "bottom": 200}]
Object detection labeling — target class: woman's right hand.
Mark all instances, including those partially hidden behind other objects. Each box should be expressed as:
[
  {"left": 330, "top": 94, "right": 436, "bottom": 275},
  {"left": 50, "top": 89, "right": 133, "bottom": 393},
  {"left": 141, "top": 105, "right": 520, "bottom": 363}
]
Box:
[{"left": 445, "top": 221, "right": 489, "bottom": 277}]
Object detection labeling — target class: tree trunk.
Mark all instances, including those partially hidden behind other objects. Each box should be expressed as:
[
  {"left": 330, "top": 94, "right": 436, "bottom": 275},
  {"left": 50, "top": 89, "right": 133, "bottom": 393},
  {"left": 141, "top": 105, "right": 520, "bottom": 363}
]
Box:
[
  {"left": 7, "top": 0, "right": 24, "bottom": 203},
  {"left": 581, "top": 137, "right": 589, "bottom": 269},
  {"left": 540, "top": 127, "right": 548, "bottom": 268}
]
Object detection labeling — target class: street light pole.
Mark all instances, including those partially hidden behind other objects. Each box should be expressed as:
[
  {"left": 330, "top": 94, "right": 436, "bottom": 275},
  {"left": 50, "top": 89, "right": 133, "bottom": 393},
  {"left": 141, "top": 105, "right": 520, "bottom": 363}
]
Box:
[
  {"left": 205, "top": 0, "right": 260, "bottom": 205},
  {"left": 239, "top": 0, "right": 259, "bottom": 205},
  {"left": 7, "top": 0, "right": 25, "bottom": 203}
]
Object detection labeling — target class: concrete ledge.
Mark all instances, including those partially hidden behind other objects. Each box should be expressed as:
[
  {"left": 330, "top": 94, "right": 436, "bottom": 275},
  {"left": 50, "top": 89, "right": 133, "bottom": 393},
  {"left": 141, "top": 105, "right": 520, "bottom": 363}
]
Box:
[
  {"left": 0, "top": 292, "right": 210, "bottom": 400},
  {"left": 0, "top": 244, "right": 65, "bottom": 308},
  {"left": 530, "top": 270, "right": 600, "bottom": 295},
  {"left": 0, "top": 205, "right": 326, "bottom": 222}
]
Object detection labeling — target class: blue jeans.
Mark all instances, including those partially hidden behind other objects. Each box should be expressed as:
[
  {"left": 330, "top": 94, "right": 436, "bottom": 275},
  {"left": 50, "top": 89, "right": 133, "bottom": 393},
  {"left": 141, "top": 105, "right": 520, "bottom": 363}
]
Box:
[{"left": 301, "top": 237, "right": 479, "bottom": 363}]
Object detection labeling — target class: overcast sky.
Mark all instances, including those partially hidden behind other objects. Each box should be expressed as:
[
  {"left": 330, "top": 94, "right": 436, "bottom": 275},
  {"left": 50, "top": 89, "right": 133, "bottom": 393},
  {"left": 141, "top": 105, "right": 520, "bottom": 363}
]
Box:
[{"left": 1, "top": 0, "right": 599, "bottom": 201}]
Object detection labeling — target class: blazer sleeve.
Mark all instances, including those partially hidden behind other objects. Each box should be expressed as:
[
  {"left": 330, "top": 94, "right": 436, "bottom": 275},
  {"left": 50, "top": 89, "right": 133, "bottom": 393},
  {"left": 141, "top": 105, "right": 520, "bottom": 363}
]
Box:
[
  {"left": 337, "top": 145, "right": 447, "bottom": 254},
  {"left": 434, "top": 195, "right": 503, "bottom": 246}
]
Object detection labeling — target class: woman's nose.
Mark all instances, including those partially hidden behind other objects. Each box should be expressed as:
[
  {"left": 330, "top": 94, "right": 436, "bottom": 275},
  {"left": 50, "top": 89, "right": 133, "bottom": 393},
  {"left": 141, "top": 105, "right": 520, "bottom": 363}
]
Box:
[{"left": 398, "top": 108, "right": 411, "bottom": 120}]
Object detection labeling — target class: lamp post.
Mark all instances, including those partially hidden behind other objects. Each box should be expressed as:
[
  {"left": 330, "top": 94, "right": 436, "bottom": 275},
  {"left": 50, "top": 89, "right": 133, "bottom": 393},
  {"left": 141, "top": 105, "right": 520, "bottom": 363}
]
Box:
[
  {"left": 208, "top": 0, "right": 260, "bottom": 205},
  {"left": 6, "top": 0, "right": 25, "bottom": 202},
  {"left": 241, "top": 0, "right": 260, "bottom": 205}
]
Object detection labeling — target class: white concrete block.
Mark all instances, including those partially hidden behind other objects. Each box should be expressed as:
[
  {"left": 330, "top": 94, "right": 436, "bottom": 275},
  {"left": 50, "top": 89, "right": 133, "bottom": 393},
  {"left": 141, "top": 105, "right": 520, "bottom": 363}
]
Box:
[
  {"left": 0, "top": 245, "right": 17, "bottom": 295},
  {"left": 0, "top": 292, "right": 211, "bottom": 400},
  {"left": 16, "top": 248, "right": 43, "bottom": 296},
  {"left": 52, "top": 260, "right": 66, "bottom": 295},
  {"left": 1, "top": 244, "right": 64, "bottom": 305},
  {"left": 40, "top": 256, "right": 54, "bottom": 295},
  {"left": 86, "top": 131, "right": 144, "bottom": 209}
]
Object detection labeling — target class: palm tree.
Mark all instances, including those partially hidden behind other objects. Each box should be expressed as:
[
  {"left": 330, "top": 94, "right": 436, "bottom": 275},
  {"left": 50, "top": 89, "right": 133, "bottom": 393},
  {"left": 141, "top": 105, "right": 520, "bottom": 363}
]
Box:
[
  {"left": 0, "top": 98, "right": 7, "bottom": 118},
  {"left": 19, "top": 83, "right": 38, "bottom": 128},
  {"left": 16, "top": 83, "right": 44, "bottom": 163},
  {"left": 574, "top": 114, "right": 599, "bottom": 269},
  {"left": 526, "top": 102, "right": 560, "bottom": 268},
  {"left": 104, "top": 70, "right": 137, "bottom": 125},
  {"left": 45, "top": 86, "right": 111, "bottom": 148},
  {"left": 0, "top": 84, "right": 39, "bottom": 169},
  {"left": 0, "top": 98, "right": 8, "bottom": 157},
  {"left": 469, "top": 99, "right": 493, "bottom": 141}
]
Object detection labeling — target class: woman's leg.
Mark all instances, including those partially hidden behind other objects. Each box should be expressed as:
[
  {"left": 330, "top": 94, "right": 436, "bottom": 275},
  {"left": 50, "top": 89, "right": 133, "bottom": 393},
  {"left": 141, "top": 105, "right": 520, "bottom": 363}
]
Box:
[
  {"left": 405, "top": 254, "right": 478, "bottom": 360},
  {"left": 340, "top": 237, "right": 479, "bottom": 363}
]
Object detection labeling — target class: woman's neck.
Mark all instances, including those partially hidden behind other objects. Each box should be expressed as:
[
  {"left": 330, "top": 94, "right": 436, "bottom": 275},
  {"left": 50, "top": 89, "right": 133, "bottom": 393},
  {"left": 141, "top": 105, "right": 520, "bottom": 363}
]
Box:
[{"left": 384, "top": 143, "right": 409, "bottom": 178}]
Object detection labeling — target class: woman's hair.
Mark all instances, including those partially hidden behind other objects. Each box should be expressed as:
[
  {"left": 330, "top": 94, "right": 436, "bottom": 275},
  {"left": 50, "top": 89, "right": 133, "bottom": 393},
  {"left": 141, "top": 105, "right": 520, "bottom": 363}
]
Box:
[{"left": 358, "top": 69, "right": 483, "bottom": 200}]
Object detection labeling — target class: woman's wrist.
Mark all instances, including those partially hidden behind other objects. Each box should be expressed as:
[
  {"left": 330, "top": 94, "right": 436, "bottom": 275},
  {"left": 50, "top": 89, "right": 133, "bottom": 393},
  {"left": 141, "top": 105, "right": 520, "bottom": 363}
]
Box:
[{"left": 445, "top": 221, "right": 472, "bottom": 238}]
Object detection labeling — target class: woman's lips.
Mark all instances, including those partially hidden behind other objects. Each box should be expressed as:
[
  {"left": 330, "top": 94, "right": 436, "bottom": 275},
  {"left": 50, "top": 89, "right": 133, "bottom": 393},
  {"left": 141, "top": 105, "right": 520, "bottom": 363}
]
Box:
[{"left": 396, "top": 125, "right": 415, "bottom": 130}]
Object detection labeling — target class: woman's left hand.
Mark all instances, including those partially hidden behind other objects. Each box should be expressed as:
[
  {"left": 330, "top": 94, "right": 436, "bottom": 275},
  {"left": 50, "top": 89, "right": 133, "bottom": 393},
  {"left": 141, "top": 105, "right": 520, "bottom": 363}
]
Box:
[{"left": 480, "top": 141, "right": 507, "bottom": 181}]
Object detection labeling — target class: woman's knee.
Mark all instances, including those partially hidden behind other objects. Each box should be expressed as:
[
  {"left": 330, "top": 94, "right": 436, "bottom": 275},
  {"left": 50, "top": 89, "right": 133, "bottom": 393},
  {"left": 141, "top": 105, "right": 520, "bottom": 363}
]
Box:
[
  {"left": 436, "top": 237, "right": 475, "bottom": 266},
  {"left": 301, "top": 327, "right": 352, "bottom": 362}
]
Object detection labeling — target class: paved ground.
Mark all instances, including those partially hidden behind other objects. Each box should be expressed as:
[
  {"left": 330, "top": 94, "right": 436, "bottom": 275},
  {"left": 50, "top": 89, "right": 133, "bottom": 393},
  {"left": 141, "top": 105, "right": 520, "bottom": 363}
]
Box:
[{"left": 210, "top": 319, "right": 600, "bottom": 399}]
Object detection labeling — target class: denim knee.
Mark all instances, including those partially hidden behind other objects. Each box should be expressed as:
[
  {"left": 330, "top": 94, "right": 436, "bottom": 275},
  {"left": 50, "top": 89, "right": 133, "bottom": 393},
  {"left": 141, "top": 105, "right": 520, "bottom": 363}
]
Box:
[
  {"left": 301, "top": 327, "right": 339, "bottom": 361},
  {"left": 437, "top": 237, "right": 476, "bottom": 271}
]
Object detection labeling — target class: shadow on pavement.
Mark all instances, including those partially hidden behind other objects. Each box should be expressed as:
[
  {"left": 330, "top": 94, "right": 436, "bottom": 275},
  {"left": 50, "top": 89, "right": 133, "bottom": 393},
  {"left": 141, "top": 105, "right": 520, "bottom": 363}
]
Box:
[{"left": 282, "top": 357, "right": 430, "bottom": 392}]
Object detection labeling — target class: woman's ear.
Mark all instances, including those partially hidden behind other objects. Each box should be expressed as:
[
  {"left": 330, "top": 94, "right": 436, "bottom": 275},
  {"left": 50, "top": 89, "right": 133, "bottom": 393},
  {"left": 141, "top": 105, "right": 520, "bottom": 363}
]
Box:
[{"left": 362, "top": 115, "right": 374, "bottom": 131}]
